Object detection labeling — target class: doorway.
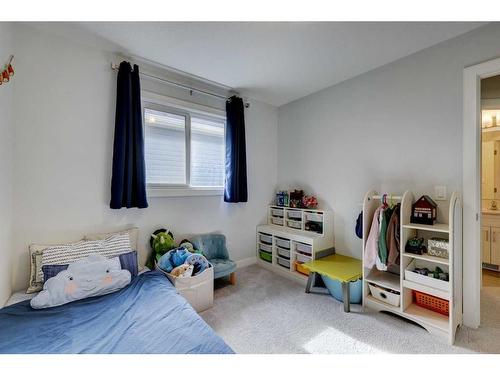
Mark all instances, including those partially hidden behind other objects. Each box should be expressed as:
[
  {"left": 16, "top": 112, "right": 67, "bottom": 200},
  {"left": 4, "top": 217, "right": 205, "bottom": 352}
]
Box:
[{"left": 479, "top": 75, "right": 500, "bottom": 331}]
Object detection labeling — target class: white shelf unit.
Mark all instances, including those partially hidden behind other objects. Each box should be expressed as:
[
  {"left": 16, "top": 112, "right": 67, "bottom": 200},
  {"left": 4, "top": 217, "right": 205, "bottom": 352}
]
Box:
[
  {"left": 362, "top": 190, "right": 462, "bottom": 344},
  {"left": 256, "top": 221, "right": 334, "bottom": 283},
  {"left": 268, "top": 205, "right": 332, "bottom": 236}
]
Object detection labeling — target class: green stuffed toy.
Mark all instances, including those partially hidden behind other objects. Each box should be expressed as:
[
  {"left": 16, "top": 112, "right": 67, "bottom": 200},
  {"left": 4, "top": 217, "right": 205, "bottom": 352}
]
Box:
[{"left": 147, "top": 228, "right": 175, "bottom": 269}]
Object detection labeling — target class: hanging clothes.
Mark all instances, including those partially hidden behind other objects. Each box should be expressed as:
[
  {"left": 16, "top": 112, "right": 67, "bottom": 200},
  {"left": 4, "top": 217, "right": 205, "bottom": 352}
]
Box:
[
  {"left": 364, "top": 206, "right": 384, "bottom": 269},
  {"left": 377, "top": 206, "right": 393, "bottom": 265},
  {"left": 386, "top": 203, "right": 401, "bottom": 266}
]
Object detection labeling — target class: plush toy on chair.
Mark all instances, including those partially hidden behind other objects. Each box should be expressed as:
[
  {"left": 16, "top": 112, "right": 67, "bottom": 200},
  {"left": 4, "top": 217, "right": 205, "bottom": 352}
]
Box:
[{"left": 191, "top": 234, "right": 237, "bottom": 285}]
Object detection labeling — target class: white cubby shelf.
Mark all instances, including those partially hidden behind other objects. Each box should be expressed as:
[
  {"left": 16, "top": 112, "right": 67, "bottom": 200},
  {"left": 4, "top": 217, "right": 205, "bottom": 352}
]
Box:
[
  {"left": 362, "top": 190, "right": 462, "bottom": 344},
  {"left": 257, "top": 205, "right": 334, "bottom": 283}
]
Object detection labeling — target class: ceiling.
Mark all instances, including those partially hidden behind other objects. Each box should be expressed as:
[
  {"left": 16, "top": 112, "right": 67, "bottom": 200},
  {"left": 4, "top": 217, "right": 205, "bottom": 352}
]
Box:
[{"left": 77, "top": 22, "right": 485, "bottom": 107}]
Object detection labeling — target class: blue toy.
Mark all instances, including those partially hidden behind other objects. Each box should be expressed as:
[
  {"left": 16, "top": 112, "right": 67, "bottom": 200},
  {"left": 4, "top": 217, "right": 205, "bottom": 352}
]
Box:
[{"left": 186, "top": 254, "right": 210, "bottom": 276}]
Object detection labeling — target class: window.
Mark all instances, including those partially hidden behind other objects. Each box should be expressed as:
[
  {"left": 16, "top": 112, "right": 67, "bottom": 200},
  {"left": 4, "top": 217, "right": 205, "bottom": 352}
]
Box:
[{"left": 143, "top": 100, "right": 225, "bottom": 196}]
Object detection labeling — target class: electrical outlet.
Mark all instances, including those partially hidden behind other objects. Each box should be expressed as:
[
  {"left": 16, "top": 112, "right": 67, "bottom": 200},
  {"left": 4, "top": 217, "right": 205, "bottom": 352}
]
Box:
[{"left": 435, "top": 186, "right": 447, "bottom": 201}]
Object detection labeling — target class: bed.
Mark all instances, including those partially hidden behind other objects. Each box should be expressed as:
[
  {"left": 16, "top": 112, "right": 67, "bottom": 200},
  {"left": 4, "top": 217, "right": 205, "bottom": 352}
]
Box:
[{"left": 0, "top": 270, "right": 233, "bottom": 354}]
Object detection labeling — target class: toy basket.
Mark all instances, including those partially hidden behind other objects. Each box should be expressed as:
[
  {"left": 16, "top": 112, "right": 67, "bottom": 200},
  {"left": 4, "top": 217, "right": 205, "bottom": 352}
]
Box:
[{"left": 413, "top": 290, "right": 449, "bottom": 316}]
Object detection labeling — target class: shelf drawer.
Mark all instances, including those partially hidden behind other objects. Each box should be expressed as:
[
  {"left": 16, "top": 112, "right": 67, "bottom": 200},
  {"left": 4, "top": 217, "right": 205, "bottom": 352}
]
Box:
[
  {"left": 305, "top": 212, "right": 323, "bottom": 222},
  {"left": 287, "top": 210, "right": 302, "bottom": 220},
  {"left": 295, "top": 242, "right": 312, "bottom": 255},
  {"left": 271, "top": 217, "right": 284, "bottom": 225},
  {"left": 277, "top": 257, "right": 290, "bottom": 269},
  {"left": 275, "top": 237, "right": 290, "bottom": 249},
  {"left": 296, "top": 252, "right": 312, "bottom": 263},
  {"left": 258, "top": 233, "right": 273, "bottom": 244},
  {"left": 368, "top": 283, "right": 400, "bottom": 307},
  {"left": 277, "top": 248, "right": 290, "bottom": 259},
  {"left": 271, "top": 208, "right": 284, "bottom": 217},
  {"left": 259, "top": 250, "right": 272, "bottom": 263},
  {"left": 286, "top": 220, "right": 302, "bottom": 229},
  {"left": 258, "top": 242, "right": 272, "bottom": 253}
]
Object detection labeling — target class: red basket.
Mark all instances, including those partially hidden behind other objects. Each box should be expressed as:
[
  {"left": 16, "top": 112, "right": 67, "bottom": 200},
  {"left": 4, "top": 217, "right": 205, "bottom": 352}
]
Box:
[{"left": 413, "top": 290, "right": 449, "bottom": 316}]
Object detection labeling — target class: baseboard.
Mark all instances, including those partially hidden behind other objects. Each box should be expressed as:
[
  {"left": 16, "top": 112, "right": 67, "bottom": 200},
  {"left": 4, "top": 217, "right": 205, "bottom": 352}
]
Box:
[{"left": 236, "top": 256, "right": 257, "bottom": 269}]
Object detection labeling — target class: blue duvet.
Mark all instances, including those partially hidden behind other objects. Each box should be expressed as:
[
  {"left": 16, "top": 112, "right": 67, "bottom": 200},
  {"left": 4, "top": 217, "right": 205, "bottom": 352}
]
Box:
[{"left": 0, "top": 271, "right": 233, "bottom": 354}]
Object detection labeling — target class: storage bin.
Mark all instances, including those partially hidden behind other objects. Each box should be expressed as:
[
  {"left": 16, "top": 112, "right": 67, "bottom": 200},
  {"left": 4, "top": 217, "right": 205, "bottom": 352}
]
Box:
[
  {"left": 368, "top": 283, "right": 400, "bottom": 307},
  {"left": 259, "top": 250, "right": 272, "bottom": 263},
  {"left": 427, "top": 237, "right": 449, "bottom": 259},
  {"left": 405, "top": 259, "right": 450, "bottom": 292},
  {"left": 275, "top": 237, "right": 290, "bottom": 249},
  {"left": 296, "top": 252, "right": 312, "bottom": 263},
  {"left": 277, "top": 247, "right": 291, "bottom": 259},
  {"left": 272, "top": 217, "right": 284, "bottom": 226},
  {"left": 277, "top": 257, "right": 290, "bottom": 269},
  {"left": 304, "top": 212, "right": 323, "bottom": 222},
  {"left": 295, "top": 242, "right": 312, "bottom": 255},
  {"left": 294, "top": 261, "right": 310, "bottom": 276},
  {"left": 258, "top": 242, "right": 272, "bottom": 253},
  {"left": 322, "top": 276, "right": 362, "bottom": 304},
  {"left": 287, "top": 220, "right": 302, "bottom": 229},
  {"left": 413, "top": 290, "right": 449, "bottom": 316},
  {"left": 287, "top": 210, "right": 302, "bottom": 220},
  {"left": 157, "top": 264, "right": 214, "bottom": 313},
  {"left": 259, "top": 233, "right": 273, "bottom": 244},
  {"left": 271, "top": 208, "right": 284, "bottom": 217}
]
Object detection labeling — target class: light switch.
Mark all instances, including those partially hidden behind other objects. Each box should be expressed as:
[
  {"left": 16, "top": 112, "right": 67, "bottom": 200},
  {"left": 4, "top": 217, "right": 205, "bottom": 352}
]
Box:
[{"left": 435, "top": 186, "right": 447, "bottom": 201}]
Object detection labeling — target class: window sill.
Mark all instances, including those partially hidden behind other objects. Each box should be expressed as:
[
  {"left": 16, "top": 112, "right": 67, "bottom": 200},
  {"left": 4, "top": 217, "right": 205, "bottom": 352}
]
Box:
[{"left": 147, "top": 186, "right": 224, "bottom": 198}]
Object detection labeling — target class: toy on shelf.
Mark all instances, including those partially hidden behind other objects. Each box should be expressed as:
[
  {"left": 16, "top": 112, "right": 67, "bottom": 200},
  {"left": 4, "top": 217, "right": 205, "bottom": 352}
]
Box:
[
  {"left": 411, "top": 195, "right": 437, "bottom": 225},
  {"left": 405, "top": 236, "right": 426, "bottom": 255},
  {"left": 302, "top": 195, "right": 318, "bottom": 209},
  {"left": 289, "top": 189, "right": 304, "bottom": 208},
  {"left": 276, "top": 190, "right": 289, "bottom": 206}
]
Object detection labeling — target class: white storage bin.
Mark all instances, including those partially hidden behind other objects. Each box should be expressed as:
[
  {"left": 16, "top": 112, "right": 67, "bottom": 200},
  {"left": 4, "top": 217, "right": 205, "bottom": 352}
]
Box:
[
  {"left": 296, "top": 252, "right": 312, "bottom": 263},
  {"left": 295, "top": 242, "right": 312, "bottom": 255},
  {"left": 287, "top": 220, "right": 302, "bottom": 229},
  {"left": 157, "top": 265, "right": 214, "bottom": 313},
  {"left": 405, "top": 259, "right": 450, "bottom": 292},
  {"left": 368, "top": 283, "right": 400, "bottom": 307},
  {"left": 259, "top": 233, "right": 273, "bottom": 244},
  {"left": 259, "top": 242, "right": 272, "bottom": 253},
  {"left": 275, "top": 237, "right": 290, "bottom": 249},
  {"left": 277, "top": 257, "right": 290, "bottom": 269},
  {"left": 271, "top": 208, "right": 284, "bottom": 217},
  {"left": 287, "top": 210, "right": 302, "bottom": 220},
  {"left": 277, "top": 248, "right": 291, "bottom": 259},
  {"left": 305, "top": 212, "right": 323, "bottom": 222},
  {"left": 272, "top": 217, "right": 284, "bottom": 226}
]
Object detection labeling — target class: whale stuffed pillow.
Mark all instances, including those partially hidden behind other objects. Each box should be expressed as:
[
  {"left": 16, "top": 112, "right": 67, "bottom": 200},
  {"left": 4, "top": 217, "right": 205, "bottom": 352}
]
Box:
[{"left": 30, "top": 254, "right": 131, "bottom": 309}]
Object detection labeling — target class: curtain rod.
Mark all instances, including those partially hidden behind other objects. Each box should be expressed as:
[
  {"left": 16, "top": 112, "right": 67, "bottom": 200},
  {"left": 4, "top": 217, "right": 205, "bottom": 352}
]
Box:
[{"left": 111, "top": 63, "right": 249, "bottom": 107}]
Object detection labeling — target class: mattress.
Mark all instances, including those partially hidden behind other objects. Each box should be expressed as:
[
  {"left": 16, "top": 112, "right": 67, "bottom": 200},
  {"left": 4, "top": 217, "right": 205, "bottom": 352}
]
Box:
[{"left": 0, "top": 270, "right": 233, "bottom": 354}]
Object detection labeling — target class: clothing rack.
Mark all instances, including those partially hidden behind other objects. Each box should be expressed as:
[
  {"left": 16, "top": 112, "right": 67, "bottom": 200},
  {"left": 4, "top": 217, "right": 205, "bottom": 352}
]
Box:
[
  {"left": 369, "top": 194, "right": 403, "bottom": 201},
  {"left": 110, "top": 62, "right": 250, "bottom": 108}
]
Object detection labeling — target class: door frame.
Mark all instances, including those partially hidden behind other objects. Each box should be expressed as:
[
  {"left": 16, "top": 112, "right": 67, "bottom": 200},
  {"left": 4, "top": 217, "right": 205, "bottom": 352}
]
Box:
[{"left": 463, "top": 56, "right": 500, "bottom": 328}]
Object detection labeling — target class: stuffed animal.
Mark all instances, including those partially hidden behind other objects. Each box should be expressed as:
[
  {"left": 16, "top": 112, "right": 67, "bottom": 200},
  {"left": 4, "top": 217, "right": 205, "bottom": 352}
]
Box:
[
  {"left": 146, "top": 229, "right": 175, "bottom": 269},
  {"left": 170, "top": 264, "right": 194, "bottom": 278}
]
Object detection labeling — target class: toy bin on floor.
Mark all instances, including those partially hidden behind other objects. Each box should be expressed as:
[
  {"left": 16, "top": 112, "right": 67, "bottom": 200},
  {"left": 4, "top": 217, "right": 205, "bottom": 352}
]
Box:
[
  {"left": 157, "top": 264, "right": 214, "bottom": 313},
  {"left": 321, "top": 275, "right": 362, "bottom": 304}
]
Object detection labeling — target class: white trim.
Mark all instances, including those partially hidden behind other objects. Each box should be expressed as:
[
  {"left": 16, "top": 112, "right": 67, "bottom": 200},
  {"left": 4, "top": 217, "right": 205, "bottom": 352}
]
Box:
[
  {"left": 235, "top": 256, "right": 257, "bottom": 269},
  {"left": 463, "top": 55, "right": 500, "bottom": 329},
  {"left": 148, "top": 187, "right": 223, "bottom": 198}
]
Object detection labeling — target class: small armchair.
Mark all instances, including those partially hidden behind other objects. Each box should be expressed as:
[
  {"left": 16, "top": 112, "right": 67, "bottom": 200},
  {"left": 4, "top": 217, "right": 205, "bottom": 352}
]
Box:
[{"left": 191, "top": 234, "right": 237, "bottom": 285}]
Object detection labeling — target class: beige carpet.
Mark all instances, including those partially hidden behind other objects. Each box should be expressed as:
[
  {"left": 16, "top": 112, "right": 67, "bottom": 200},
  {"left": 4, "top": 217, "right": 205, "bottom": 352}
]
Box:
[{"left": 201, "top": 264, "right": 500, "bottom": 354}]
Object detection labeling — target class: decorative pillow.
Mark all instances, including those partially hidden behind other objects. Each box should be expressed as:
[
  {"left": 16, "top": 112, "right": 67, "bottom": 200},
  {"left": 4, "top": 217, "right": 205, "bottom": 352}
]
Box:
[
  {"left": 31, "top": 254, "right": 131, "bottom": 309},
  {"left": 85, "top": 228, "right": 144, "bottom": 271},
  {"left": 27, "top": 239, "right": 85, "bottom": 294},
  {"left": 41, "top": 251, "right": 138, "bottom": 282}
]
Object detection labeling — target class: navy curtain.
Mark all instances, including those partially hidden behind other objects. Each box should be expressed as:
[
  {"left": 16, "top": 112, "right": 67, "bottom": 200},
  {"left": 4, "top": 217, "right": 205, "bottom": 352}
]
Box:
[
  {"left": 224, "top": 96, "right": 248, "bottom": 203},
  {"left": 110, "top": 61, "right": 148, "bottom": 209}
]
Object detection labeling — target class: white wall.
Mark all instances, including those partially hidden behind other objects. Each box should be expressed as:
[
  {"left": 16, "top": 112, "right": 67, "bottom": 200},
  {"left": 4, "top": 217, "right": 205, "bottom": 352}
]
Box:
[
  {"left": 278, "top": 23, "right": 500, "bottom": 260},
  {"left": 11, "top": 24, "right": 278, "bottom": 292},
  {"left": 0, "top": 23, "right": 14, "bottom": 304}
]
